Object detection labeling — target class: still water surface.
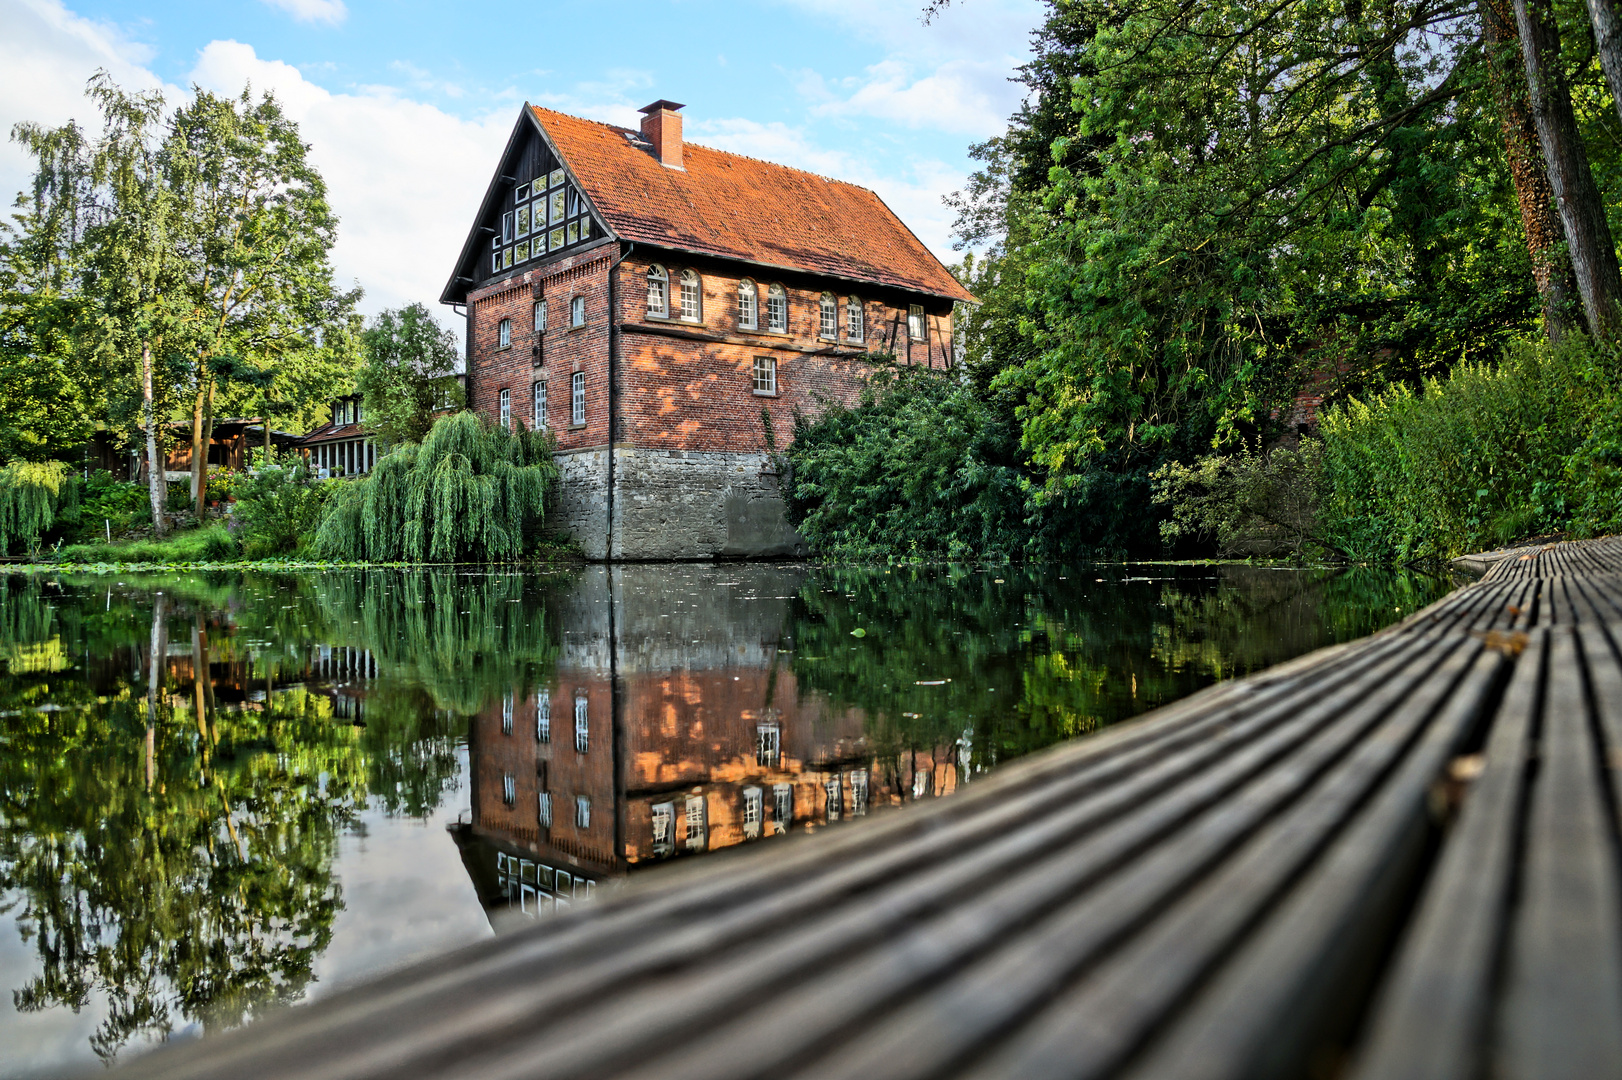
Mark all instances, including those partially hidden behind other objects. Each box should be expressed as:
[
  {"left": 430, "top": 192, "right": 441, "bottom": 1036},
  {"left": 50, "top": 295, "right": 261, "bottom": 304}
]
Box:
[{"left": 0, "top": 562, "right": 1455, "bottom": 1075}]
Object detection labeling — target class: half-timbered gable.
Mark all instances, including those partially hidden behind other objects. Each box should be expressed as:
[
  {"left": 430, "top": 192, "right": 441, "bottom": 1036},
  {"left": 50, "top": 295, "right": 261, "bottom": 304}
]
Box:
[{"left": 443, "top": 99, "right": 973, "bottom": 560}]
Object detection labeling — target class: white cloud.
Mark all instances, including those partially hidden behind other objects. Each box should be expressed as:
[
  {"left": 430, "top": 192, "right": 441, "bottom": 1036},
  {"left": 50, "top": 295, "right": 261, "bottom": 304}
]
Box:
[
  {"left": 809, "top": 57, "right": 1018, "bottom": 135},
  {"left": 0, "top": 0, "right": 177, "bottom": 210},
  {"left": 189, "top": 41, "right": 514, "bottom": 331},
  {"left": 259, "top": 0, "right": 347, "bottom": 27}
]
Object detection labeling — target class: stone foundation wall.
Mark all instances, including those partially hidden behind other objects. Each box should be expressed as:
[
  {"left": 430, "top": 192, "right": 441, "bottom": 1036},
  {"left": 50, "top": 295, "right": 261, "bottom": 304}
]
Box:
[{"left": 549, "top": 446, "right": 806, "bottom": 560}]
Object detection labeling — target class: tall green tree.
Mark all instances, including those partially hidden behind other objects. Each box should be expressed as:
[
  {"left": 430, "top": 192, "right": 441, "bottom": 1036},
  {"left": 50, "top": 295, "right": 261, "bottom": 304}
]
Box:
[
  {"left": 163, "top": 87, "right": 358, "bottom": 520},
  {"left": 356, "top": 302, "right": 465, "bottom": 446}
]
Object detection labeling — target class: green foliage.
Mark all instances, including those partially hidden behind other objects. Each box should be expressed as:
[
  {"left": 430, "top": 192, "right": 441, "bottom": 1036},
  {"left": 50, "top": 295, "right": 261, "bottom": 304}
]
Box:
[
  {"left": 230, "top": 455, "right": 328, "bottom": 558},
  {"left": 1153, "top": 440, "right": 1335, "bottom": 558},
  {"left": 0, "top": 459, "right": 72, "bottom": 555},
  {"left": 356, "top": 303, "right": 465, "bottom": 446},
  {"left": 786, "top": 368, "right": 1028, "bottom": 559},
  {"left": 313, "top": 410, "right": 556, "bottom": 563},
  {"left": 69, "top": 470, "right": 149, "bottom": 542},
  {"left": 56, "top": 523, "right": 239, "bottom": 564},
  {"left": 785, "top": 366, "right": 1162, "bottom": 560},
  {"left": 1318, "top": 335, "right": 1615, "bottom": 560}
]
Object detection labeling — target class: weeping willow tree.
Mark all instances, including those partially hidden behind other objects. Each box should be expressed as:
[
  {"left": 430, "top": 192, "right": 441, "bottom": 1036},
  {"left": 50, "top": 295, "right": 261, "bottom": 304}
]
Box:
[
  {"left": 314, "top": 411, "right": 556, "bottom": 562},
  {"left": 0, "top": 460, "right": 75, "bottom": 555}
]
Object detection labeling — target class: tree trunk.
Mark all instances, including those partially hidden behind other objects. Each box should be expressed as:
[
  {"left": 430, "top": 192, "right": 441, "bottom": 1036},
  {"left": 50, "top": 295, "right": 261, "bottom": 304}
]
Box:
[
  {"left": 146, "top": 592, "right": 166, "bottom": 791},
  {"left": 142, "top": 340, "right": 168, "bottom": 538},
  {"left": 1514, "top": 0, "right": 1622, "bottom": 336},
  {"left": 194, "top": 377, "right": 215, "bottom": 521},
  {"left": 1585, "top": 0, "right": 1622, "bottom": 128},
  {"left": 1483, "top": 0, "right": 1581, "bottom": 341},
  {"left": 189, "top": 373, "right": 207, "bottom": 519}
]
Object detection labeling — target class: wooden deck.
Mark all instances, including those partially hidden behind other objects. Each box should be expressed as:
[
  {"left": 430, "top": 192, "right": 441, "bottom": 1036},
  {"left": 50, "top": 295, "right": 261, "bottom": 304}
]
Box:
[{"left": 107, "top": 537, "right": 1622, "bottom": 1080}]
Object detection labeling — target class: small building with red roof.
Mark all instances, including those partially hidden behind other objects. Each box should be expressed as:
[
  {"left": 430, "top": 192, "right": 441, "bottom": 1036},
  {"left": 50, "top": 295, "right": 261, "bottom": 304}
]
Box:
[{"left": 441, "top": 99, "right": 973, "bottom": 560}]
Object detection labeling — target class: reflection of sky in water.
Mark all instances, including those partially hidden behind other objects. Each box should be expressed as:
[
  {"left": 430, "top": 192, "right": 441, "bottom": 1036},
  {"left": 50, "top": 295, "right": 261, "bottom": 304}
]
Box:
[
  {"left": 0, "top": 564, "right": 1457, "bottom": 1076},
  {"left": 0, "top": 753, "right": 487, "bottom": 1079}
]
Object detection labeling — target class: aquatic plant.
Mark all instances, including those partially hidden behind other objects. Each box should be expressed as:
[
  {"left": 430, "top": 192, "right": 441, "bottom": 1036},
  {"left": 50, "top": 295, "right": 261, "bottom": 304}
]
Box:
[{"left": 313, "top": 411, "right": 556, "bottom": 562}]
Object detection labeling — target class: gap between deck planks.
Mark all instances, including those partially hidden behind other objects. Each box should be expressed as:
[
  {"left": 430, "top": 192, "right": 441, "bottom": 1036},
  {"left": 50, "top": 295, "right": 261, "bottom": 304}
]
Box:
[{"left": 99, "top": 537, "right": 1622, "bottom": 1080}]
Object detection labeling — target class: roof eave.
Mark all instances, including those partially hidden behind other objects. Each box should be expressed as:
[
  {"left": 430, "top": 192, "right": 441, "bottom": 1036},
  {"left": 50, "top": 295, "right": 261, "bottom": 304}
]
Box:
[{"left": 618, "top": 238, "right": 974, "bottom": 305}]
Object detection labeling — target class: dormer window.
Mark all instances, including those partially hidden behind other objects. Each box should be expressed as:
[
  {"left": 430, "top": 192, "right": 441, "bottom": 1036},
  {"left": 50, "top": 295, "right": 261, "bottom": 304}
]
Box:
[
  {"left": 819, "top": 293, "right": 837, "bottom": 340},
  {"left": 679, "top": 269, "right": 701, "bottom": 322},
  {"left": 767, "top": 284, "right": 787, "bottom": 332},
  {"left": 738, "top": 279, "right": 757, "bottom": 330},
  {"left": 846, "top": 296, "right": 864, "bottom": 341},
  {"left": 647, "top": 265, "right": 668, "bottom": 316}
]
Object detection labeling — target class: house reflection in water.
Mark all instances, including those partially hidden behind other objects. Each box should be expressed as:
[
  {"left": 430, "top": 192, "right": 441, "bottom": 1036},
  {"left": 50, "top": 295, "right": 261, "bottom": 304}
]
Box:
[{"left": 450, "top": 565, "right": 961, "bottom": 924}]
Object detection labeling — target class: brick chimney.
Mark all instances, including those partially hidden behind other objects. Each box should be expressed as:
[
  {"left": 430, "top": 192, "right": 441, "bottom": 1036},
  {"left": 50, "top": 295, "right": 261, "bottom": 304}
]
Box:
[{"left": 639, "top": 99, "right": 685, "bottom": 169}]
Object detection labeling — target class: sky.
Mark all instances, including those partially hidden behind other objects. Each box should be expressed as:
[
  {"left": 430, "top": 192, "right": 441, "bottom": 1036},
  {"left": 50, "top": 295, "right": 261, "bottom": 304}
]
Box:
[{"left": 0, "top": 0, "right": 1041, "bottom": 336}]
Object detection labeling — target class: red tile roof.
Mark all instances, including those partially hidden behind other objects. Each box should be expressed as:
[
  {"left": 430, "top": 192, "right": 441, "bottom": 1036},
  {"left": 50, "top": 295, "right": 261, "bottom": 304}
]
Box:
[{"left": 531, "top": 105, "right": 975, "bottom": 305}]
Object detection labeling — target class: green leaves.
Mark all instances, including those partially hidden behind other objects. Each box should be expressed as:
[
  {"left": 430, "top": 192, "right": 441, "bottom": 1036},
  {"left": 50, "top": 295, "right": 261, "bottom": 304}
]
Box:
[
  {"left": 313, "top": 410, "right": 557, "bottom": 563},
  {"left": 356, "top": 304, "right": 464, "bottom": 447}
]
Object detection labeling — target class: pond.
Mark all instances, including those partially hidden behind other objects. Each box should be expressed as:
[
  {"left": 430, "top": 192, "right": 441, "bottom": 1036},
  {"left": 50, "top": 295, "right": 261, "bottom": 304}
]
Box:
[{"left": 0, "top": 562, "right": 1457, "bottom": 1076}]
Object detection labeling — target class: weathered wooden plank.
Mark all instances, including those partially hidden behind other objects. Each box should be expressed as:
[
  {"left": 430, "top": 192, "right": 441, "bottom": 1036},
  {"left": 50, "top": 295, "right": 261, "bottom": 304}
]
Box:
[
  {"left": 1346, "top": 629, "right": 1547, "bottom": 1080},
  {"left": 1499, "top": 626, "right": 1622, "bottom": 1079}
]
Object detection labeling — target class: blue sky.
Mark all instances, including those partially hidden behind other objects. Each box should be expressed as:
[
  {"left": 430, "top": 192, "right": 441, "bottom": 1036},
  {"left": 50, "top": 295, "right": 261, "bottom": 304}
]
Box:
[{"left": 1, "top": 0, "right": 1041, "bottom": 330}]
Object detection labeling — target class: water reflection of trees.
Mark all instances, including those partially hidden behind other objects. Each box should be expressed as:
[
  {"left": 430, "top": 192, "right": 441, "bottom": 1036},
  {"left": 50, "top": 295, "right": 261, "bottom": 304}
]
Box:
[
  {"left": 0, "top": 570, "right": 561, "bottom": 1062},
  {"left": 790, "top": 564, "right": 1455, "bottom": 773}
]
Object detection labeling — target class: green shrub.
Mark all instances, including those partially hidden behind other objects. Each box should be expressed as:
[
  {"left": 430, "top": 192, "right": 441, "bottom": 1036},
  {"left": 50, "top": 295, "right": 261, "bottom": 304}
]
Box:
[
  {"left": 56, "top": 524, "right": 239, "bottom": 564},
  {"left": 71, "top": 472, "right": 149, "bottom": 542},
  {"left": 231, "top": 455, "right": 329, "bottom": 559},
  {"left": 1318, "top": 335, "right": 1613, "bottom": 560},
  {"left": 0, "top": 460, "right": 74, "bottom": 556},
  {"left": 312, "top": 411, "right": 556, "bottom": 563},
  {"left": 1152, "top": 440, "right": 1334, "bottom": 557}
]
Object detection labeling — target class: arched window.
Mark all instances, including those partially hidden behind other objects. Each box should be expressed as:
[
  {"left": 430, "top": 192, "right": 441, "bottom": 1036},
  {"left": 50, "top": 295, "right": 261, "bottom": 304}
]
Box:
[
  {"left": 679, "top": 269, "right": 701, "bottom": 321},
  {"left": 818, "top": 293, "right": 837, "bottom": 339},
  {"left": 646, "top": 264, "right": 667, "bottom": 316},
  {"left": 846, "top": 296, "right": 864, "bottom": 341},
  {"left": 738, "top": 279, "right": 758, "bottom": 330},
  {"left": 767, "top": 284, "right": 787, "bottom": 332}
]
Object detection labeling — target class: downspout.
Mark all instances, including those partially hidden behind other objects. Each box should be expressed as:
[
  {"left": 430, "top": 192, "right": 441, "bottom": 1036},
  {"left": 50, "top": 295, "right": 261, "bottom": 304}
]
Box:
[{"left": 606, "top": 240, "right": 636, "bottom": 562}]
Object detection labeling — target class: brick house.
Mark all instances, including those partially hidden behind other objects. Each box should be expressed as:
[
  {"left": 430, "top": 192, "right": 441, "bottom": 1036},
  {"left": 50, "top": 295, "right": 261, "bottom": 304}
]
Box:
[{"left": 440, "top": 99, "right": 975, "bottom": 560}]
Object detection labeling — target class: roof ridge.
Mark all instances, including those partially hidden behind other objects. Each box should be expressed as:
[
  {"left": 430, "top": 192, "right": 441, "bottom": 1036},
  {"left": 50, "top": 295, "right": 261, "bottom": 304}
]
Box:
[{"left": 527, "top": 103, "right": 876, "bottom": 196}]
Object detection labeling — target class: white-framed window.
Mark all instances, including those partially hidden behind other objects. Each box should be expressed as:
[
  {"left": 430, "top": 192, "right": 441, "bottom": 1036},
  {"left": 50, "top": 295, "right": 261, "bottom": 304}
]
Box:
[
  {"left": 652, "top": 802, "right": 674, "bottom": 854},
  {"left": 825, "top": 775, "right": 842, "bottom": 821},
  {"left": 575, "top": 795, "right": 591, "bottom": 829},
  {"left": 756, "top": 723, "right": 781, "bottom": 767},
  {"left": 647, "top": 264, "right": 668, "bottom": 316},
  {"left": 685, "top": 796, "right": 707, "bottom": 850},
  {"left": 743, "top": 786, "right": 764, "bottom": 838},
  {"left": 574, "top": 692, "right": 588, "bottom": 752},
  {"left": 851, "top": 769, "right": 869, "bottom": 816},
  {"left": 773, "top": 782, "right": 793, "bottom": 830},
  {"left": 498, "top": 318, "right": 511, "bottom": 349},
  {"left": 502, "top": 211, "right": 514, "bottom": 243},
  {"left": 536, "top": 689, "right": 551, "bottom": 742},
  {"left": 538, "top": 790, "right": 552, "bottom": 827},
  {"left": 498, "top": 388, "right": 511, "bottom": 430},
  {"left": 738, "top": 279, "right": 757, "bottom": 330},
  {"left": 767, "top": 284, "right": 787, "bottom": 332},
  {"left": 534, "top": 300, "right": 546, "bottom": 333},
  {"left": 502, "top": 692, "right": 514, "bottom": 734},
  {"left": 516, "top": 200, "right": 530, "bottom": 237},
  {"left": 908, "top": 304, "right": 925, "bottom": 341},
  {"left": 818, "top": 293, "right": 837, "bottom": 339},
  {"left": 502, "top": 773, "right": 516, "bottom": 805},
  {"left": 533, "top": 380, "right": 547, "bottom": 430},
  {"left": 571, "top": 371, "right": 585, "bottom": 425},
  {"left": 752, "top": 356, "right": 777, "bottom": 396},
  {"left": 679, "top": 269, "right": 701, "bottom": 321},
  {"left": 846, "top": 297, "right": 864, "bottom": 340},
  {"left": 571, "top": 295, "right": 585, "bottom": 327},
  {"left": 913, "top": 767, "right": 931, "bottom": 798}
]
